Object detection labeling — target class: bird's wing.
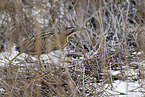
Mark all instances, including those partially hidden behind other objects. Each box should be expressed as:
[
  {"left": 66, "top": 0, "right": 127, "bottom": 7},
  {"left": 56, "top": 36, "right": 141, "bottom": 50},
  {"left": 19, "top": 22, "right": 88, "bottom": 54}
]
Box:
[{"left": 19, "top": 32, "right": 53, "bottom": 54}]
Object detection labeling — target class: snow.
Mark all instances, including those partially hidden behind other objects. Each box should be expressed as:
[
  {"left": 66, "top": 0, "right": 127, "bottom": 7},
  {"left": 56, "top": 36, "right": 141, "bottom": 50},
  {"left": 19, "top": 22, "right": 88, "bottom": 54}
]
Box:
[
  {"left": 0, "top": 46, "right": 145, "bottom": 96},
  {"left": 106, "top": 80, "right": 143, "bottom": 97}
]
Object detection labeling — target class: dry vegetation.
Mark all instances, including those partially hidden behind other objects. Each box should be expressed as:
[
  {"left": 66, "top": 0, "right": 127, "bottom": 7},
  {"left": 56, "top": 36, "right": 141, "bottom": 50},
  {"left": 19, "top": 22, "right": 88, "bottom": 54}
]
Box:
[{"left": 0, "top": 0, "right": 145, "bottom": 96}]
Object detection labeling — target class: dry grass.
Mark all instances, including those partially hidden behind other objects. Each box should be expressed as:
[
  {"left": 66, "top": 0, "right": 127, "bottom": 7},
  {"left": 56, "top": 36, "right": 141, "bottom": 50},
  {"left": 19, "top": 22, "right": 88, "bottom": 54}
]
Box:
[{"left": 0, "top": 0, "right": 145, "bottom": 96}]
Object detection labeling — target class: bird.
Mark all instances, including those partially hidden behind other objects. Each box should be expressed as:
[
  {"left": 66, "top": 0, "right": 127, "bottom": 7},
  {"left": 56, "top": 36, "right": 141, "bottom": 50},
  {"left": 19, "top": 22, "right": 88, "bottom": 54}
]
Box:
[
  {"left": 9, "top": 27, "right": 85, "bottom": 69},
  {"left": 16, "top": 27, "right": 84, "bottom": 55}
]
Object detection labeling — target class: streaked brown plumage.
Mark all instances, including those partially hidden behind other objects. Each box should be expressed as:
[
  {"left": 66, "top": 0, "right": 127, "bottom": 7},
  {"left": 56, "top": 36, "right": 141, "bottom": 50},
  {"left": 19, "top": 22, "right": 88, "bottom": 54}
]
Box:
[
  {"left": 16, "top": 27, "right": 84, "bottom": 55},
  {"left": 8, "top": 27, "right": 85, "bottom": 69}
]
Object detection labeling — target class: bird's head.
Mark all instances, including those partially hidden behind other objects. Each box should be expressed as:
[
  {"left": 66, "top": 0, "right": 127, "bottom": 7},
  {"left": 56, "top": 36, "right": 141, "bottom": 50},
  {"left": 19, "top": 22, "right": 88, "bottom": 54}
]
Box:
[{"left": 64, "top": 27, "right": 86, "bottom": 36}]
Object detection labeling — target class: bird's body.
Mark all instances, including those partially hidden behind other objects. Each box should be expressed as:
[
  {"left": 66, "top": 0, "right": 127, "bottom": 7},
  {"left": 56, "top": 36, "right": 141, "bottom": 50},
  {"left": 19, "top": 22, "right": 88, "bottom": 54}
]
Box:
[
  {"left": 7, "top": 27, "right": 85, "bottom": 69},
  {"left": 16, "top": 27, "right": 84, "bottom": 55}
]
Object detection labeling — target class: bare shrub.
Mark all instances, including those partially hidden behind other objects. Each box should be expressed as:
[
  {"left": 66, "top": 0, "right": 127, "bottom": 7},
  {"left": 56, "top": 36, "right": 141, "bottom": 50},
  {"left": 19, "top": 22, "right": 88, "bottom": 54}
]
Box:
[{"left": 0, "top": 0, "right": 145, "bottom": 96}]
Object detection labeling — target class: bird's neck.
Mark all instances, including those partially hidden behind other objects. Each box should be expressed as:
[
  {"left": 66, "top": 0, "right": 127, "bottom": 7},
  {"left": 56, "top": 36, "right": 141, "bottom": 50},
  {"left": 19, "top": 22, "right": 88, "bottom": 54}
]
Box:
[{"left": 56, "top": 34, "right": 68, "bottom": 48}]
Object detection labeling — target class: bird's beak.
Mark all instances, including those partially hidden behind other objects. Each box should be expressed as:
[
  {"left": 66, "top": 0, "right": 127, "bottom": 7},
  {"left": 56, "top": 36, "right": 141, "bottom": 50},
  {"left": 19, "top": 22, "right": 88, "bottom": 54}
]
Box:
[
  {"left": 67, "top": 28, "right": 87, "bottom": 36},
  {"left": 74, "top": 28, "right": 87, "bottom": 31}
]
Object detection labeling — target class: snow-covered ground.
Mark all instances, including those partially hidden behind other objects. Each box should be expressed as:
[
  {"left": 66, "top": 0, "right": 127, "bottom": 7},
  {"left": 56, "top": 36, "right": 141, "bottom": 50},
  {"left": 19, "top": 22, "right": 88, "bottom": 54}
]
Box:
[
  {"left": 0, "top": 45, "right": 145, "bottom": 97},
  {"left": 0, "top": 45, "right": 69, "bottom": 66},
  {"left": 106, "top": 80, "right": 144, "bottom": 97}
]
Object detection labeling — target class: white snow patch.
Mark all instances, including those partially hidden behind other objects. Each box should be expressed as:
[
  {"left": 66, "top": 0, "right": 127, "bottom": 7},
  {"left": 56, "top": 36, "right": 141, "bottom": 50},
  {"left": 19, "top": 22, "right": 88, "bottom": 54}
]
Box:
[{"left": 106, "top": 80, "right": 143, "bottom": 97}]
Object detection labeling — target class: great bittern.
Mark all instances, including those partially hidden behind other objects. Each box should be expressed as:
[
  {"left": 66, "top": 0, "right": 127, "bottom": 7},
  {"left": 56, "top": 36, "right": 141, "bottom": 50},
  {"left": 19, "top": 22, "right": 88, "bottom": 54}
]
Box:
[
  {"left": 9, "top": 27, "right": 84, "bottom": 69},
  {"left": 16, "top": 27, "right": 84, "bottom": 55}
]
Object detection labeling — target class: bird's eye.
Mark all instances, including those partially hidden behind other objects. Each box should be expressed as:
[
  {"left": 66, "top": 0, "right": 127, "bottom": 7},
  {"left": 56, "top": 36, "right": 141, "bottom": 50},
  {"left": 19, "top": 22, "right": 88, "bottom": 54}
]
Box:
[
  {"left": 71, "top": 29, "right": 76, "bottom": 33},
  {"left": 65, "top": 27, "right": 75, "bottom": 30}
]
